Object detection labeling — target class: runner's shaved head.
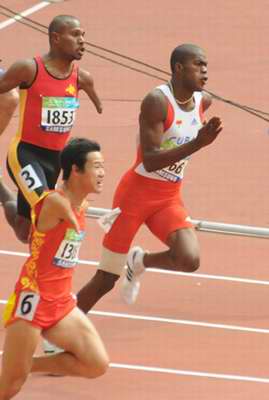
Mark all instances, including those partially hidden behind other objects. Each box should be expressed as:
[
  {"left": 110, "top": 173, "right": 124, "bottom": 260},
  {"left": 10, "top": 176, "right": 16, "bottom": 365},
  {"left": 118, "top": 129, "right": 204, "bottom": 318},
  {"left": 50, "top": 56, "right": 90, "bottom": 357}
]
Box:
[
  {"left": 170, "top": 44, "right": 204, "bottom": 72},
  {"left": 48, "top": 15, "right": 80, "bottom": 36}
]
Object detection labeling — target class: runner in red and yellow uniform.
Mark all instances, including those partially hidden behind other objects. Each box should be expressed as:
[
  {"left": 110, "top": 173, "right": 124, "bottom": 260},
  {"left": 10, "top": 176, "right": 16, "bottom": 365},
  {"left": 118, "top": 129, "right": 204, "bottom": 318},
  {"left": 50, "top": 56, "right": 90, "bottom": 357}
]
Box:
[
  {"left": 0, "top": 137, "right": 108, "bottom": 400},
  {"left": 0, "top": 15, "right": 102, "bottom": 243},
  {"left": 4, "top": 189, "right": 86, "bottom": 329}
]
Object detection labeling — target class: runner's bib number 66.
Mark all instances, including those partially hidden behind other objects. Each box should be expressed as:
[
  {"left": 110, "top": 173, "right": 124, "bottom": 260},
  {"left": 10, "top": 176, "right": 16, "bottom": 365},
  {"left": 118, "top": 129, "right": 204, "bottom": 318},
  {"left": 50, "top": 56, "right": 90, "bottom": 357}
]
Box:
[{"left": 155, "top": 159, "right": 188, "bottom": 182}]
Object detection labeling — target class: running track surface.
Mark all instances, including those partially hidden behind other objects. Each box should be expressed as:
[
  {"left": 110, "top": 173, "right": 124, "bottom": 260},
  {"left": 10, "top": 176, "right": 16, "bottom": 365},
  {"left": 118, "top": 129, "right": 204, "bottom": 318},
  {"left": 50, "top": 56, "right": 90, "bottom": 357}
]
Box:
[{"left": 0, "top": 1, "right": 268, "bottom": 399}]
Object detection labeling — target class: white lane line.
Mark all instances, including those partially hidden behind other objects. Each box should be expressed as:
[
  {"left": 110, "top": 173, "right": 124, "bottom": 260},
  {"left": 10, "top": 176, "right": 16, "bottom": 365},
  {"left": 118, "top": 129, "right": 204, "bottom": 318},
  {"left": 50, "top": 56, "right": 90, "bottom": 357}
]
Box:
[
  {"left": 0, "top": 1, "right": 55, "bottom": 30},
  {"left": 90, "top": 310, "right": 269, "bottom": 335},
  {"left": 148, "top": 268, "right": 269, "bottom": 286},
  {"left": 1, "top": 249, "right": 269, "bottom": 287},
  {"left": 0, "top": 350, "right": 267, "bottom": 384},
  {"left": 1, "top": 300, "right": 269, "bottom": 335},
  {"left": 110, "top": 362, "right": 269, "bottom": 384}
]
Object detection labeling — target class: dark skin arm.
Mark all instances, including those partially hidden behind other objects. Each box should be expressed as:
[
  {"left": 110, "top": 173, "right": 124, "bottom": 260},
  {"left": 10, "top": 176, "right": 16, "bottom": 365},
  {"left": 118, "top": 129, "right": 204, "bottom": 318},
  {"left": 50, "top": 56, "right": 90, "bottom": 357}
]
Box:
[
  {"left": 0, "top": 62, "right": 103, "bottom": 113},
  {"left": 0, "top": 59, "right": 36, "bottom": 92},
  {"left": 78, "top": 69, "right": 102, "bottom": 113},
  {"left": 139, "top": 89, "right": 222, "bottom": 172}
]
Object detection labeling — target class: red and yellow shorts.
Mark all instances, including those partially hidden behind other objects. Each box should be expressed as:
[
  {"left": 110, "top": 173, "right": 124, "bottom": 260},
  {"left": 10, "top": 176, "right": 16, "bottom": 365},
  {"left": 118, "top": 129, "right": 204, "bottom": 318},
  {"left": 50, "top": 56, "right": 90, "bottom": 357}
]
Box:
[
  {"left": 103, "top": 170, "right": 193, "bottom": 253},
  {"left": 3, "top": 289, "right": 76, "bottom": 330}
]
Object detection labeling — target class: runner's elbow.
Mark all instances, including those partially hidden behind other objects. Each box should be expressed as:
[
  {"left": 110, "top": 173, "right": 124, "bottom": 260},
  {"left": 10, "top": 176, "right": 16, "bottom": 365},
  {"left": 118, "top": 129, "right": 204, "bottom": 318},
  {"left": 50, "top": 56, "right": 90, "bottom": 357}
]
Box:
[
  {"left": 1, "top": 89, "right": 19, "bottom": 112},
  {"left": 142, "top": 150, "right": 162, "bottom": 172},
  {"left": 143, "top": 162, "right": 153, "bottom": 172},
  {"left": 142, "top": 157, "right": 157, "bottom": 172}
]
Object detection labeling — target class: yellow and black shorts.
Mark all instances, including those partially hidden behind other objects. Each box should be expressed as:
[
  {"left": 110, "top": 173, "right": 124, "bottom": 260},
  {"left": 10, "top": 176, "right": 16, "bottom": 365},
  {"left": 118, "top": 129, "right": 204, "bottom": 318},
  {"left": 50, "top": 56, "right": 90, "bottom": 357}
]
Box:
[{"left": 7, "top": 139, "right": 61, "bottom": 219}]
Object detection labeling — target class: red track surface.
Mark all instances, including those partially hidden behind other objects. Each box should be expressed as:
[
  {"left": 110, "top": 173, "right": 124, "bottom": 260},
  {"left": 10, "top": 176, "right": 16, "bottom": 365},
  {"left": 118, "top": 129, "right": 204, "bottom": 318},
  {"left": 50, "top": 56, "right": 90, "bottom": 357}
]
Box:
[{"left": 0, "top": 1, "right": 268, "bottom": 399}]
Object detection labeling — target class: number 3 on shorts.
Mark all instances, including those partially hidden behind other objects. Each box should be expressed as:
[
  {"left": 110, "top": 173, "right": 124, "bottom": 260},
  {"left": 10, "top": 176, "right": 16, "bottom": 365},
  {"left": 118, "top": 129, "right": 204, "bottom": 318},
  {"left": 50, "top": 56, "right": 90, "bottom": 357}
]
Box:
[
  {"left": 19, "top": 164, "right": 43, "bottom": 191},
  {"left": 15, "top": 291, "right": 40, "bottom": 321}
]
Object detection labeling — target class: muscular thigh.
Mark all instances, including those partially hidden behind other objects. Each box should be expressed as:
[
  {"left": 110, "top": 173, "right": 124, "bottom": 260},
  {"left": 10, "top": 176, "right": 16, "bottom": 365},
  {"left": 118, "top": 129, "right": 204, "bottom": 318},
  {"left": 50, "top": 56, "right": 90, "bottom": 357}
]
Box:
[
  {"left": 146, "top": 200, "right": 193, "bottom": 244},
  {"left": 1, "top": 320, "right": 40, "bottom": 379},
  {"left": 43, "top": 307, "right": 106, "bottom": 363},
  {"left": 103, "top": 210, "right": 144, "bottom": 253},
  {"left": 103, "top": 174, "right": 157, "bottom": 253},
  {"left": 167, "top": 227, "right": 200, "bottom": 260}
]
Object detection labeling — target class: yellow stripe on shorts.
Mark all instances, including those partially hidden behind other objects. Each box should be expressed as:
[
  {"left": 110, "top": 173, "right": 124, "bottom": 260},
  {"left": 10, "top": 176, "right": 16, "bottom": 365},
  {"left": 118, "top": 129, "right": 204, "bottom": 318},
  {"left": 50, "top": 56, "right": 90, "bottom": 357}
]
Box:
[
  {"left": 2, "top": 292, "right": 17, "bottom": 326},
  {"left": 7, "top": 90, "right": 40, "bottom": 207}
]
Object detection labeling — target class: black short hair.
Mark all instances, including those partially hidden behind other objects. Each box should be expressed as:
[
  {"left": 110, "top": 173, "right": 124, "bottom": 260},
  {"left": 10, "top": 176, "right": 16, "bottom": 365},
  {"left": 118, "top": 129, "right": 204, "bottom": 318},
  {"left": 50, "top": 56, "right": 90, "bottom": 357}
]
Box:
[
  {"left": 170, "top": 44, "right": 202, "bottom": 72},
  {"left": 61, "top": 137, "right": 101, "bottom": 180}
]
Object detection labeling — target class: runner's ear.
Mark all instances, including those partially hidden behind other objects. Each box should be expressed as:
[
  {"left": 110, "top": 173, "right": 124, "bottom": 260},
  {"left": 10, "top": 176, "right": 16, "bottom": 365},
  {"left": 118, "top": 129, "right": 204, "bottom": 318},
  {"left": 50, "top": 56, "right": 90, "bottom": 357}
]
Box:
[{"left": 174, "top": 62, "right": 184, "bottom": 73}]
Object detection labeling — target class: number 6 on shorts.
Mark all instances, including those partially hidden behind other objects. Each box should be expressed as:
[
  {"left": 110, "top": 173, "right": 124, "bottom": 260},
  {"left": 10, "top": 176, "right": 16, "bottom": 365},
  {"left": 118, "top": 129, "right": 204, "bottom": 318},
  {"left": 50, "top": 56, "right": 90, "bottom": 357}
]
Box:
[{"left": 15, "top": 291, "right": 40, "bottom": 321}]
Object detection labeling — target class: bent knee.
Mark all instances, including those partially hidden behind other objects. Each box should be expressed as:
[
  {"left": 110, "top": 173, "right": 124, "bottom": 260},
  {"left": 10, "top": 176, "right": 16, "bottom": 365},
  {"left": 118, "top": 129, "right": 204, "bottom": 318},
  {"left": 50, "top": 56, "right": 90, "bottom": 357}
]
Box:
[
  {"left": 14, "top": 217, "right": 30, "bottom": 244},
  {"left": 183, "top": 256, "right": 200, "bottom": 273},
  {"left": 3, "top": 200, "right": 17, "bottom": 226},
  {"left": 91, "top": 356, "right": 110, "bottom": 378},
  {"left": 171, "top": 252, "right": 200, "bottom": 273},
  {"left": 81, "top": 355, "right": 110, "bottom": 379},
  {"left": 15, "top": 227, "right": 30, "bottom": 244}
]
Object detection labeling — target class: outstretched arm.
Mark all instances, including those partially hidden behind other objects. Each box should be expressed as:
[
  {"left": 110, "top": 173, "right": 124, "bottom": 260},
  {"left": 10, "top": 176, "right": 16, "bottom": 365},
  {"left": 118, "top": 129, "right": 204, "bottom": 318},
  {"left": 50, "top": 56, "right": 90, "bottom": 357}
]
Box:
[
  {"left": 0, "top": 59, "right": 36, "bottom": 93},
  {"left": 0, "top": 89, "right": 18, "bottom": 135},
  {"left": 78, "top": 69, "right": 102, "bottom": 114}
]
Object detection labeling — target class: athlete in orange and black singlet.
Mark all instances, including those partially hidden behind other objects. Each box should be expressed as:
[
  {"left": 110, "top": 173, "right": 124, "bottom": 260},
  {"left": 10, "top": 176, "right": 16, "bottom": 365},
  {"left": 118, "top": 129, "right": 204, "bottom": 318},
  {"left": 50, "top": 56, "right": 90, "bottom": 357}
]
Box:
[
  {"left": 7, "top": 55, "right": 80, "bottom": 219},
  {"left": 0, "top": 15, "right": 102, "bottom": 242}
]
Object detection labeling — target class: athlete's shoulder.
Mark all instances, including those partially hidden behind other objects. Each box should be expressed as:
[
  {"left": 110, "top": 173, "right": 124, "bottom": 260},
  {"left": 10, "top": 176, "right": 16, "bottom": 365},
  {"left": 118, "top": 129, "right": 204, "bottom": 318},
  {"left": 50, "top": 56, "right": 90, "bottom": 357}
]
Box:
[
  {"left": 142, "top": 87, "right": 167, "bottom": 109},
  {"left": 7, "top": 58, "right": 37, "bottom": 87},
  {"left": 44, "top": 190, "right": 68, "bottom": 207},
  {"left": 33, "top": 190, "right": 54, "bottom": 211},
  {"left": 78, "top": 68, "right": 94, "bottom": 87},
  {"left": 11, "top": 58, "right": 36, "bottom": 72},
  {"left": 37, "top": 190, "right": 72, "bottom": 223},
  {"left": 201, "top": 91, "right": 212, "bottom": 111},
  {"left": 140, "top": 87, "right": 168, "bottom": 121}
]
